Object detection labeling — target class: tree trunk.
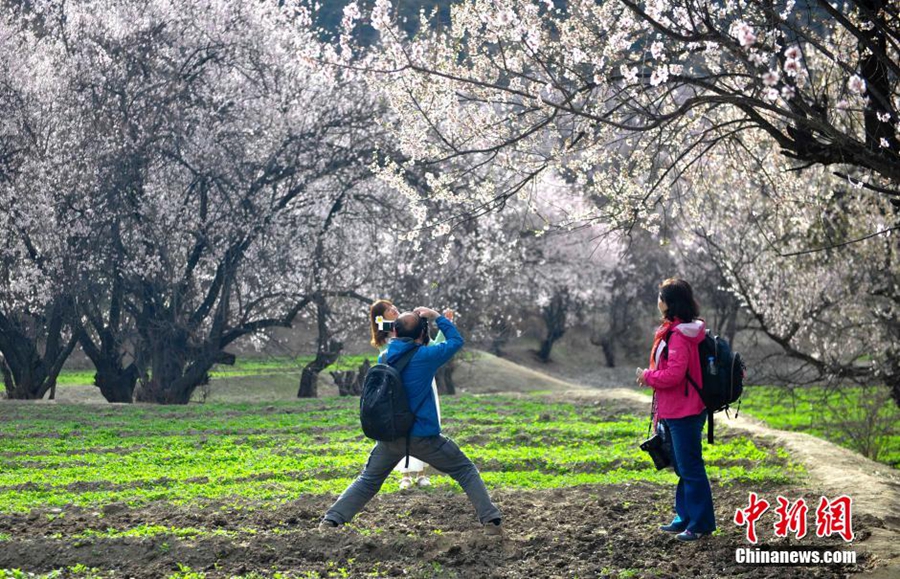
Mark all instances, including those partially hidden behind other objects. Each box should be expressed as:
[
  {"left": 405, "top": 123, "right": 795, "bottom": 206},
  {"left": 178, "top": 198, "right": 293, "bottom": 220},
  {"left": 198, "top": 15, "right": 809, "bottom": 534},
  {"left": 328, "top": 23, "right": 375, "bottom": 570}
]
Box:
[
  {"left": 298, "top": 294, "right": 341, "bottom": 398},
  {"left": 298, "top": 338, "right": 342, "bottom": 398},
  {"left": 435, "top": 360, "right": 456, "bottom": 395},
  {"left": 489, "top": 320, "right": 510, "bottom": 357},
  {"left": 78, "top": 316, "right": 141, "bottom": 403},
  {"left": 886, "top": 368, "right": 900, "bottom": 408},
  {"left": 600, "top": 336, "right": 616, "bottom": 367},
  {"left": 0, "top": 302, "right": 77, "bottom": 400},
  {"left": 332, "top": 359, "right": 370, "bottom": 397},
  {"left": 94, "top": 363, "right": 139, "bottom": 403},
  {"left": 536, "top": 288, "right": 570, "bottom": 363},
  {"left": 724, "top": 307, "right": 739, "bottom": 346},
  {"left": 135, "top": 325, "right": 189, "bottom": 403}
]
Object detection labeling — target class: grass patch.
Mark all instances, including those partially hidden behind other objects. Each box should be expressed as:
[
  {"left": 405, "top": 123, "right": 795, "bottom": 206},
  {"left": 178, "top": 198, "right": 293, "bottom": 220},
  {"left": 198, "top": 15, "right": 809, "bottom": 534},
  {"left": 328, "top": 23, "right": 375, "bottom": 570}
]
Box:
[
  {"left": 0, "top": 395, "right": 799, "bottom": 514},
  {"left": 55, "top": 356, "right": 376, "bottom": 387},
  {"left": 740, "top": 384, "right": 899, "bottom": 468}
]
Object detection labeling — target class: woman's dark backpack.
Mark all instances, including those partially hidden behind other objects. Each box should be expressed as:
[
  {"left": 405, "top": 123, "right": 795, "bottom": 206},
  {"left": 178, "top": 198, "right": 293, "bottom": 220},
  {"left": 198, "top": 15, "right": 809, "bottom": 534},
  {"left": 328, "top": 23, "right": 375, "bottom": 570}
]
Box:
[{"left": 665, "top": 329, "right": 745, "bottom": 444}]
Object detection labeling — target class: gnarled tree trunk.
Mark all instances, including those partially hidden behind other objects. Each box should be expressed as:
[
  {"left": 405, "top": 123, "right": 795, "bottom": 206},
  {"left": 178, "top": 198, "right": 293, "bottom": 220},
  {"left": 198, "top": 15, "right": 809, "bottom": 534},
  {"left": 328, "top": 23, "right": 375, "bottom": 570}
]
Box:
[
  {"left": 0, "top": 298, "right": 78, "bottom": 400},
  {"left": 536, "top": 287, "right": 570, "bottom": 363},
  {"left": 332, "top": 359, "right": 370, "bottom": 397}
]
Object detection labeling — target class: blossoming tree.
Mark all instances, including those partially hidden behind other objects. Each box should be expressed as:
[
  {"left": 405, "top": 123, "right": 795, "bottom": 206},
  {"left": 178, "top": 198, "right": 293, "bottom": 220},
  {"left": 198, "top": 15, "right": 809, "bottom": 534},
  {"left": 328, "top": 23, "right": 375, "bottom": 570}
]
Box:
[
  {"left": 0, "top": 0, "right": 386, "bottom": 403},
  {"left": 341, "top": 0, "right": 900, "bottom": 402}
]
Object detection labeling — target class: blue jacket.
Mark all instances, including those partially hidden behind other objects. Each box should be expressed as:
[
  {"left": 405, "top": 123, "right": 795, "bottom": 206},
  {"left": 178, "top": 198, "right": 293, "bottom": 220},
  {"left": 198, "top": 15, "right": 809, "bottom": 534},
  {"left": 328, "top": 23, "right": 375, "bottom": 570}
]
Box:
[{"left": 378, "top": 316, "right": 463, "bottom": 437}]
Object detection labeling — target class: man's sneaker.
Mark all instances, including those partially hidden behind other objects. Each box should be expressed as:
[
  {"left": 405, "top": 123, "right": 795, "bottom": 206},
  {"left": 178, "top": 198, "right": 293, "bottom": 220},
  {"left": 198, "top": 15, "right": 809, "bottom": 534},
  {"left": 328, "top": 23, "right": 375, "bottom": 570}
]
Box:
[
  {"left": 660, "top": 522, "right": 687, "bottom": 534},
  {"left": 415, "top": 475, "right": 431, "bottom": 488},
  {"left": 399, "top": 476, "right": 413, "bottom": 490},
  {"left": 675, "top": 529, "right": 704, "bottom": 542},
  {"left": 318, "top": 519, "right": 340, "bottom": 531},
  {"left": 484, "top": 519, "right": 502, "bottom": 536}
]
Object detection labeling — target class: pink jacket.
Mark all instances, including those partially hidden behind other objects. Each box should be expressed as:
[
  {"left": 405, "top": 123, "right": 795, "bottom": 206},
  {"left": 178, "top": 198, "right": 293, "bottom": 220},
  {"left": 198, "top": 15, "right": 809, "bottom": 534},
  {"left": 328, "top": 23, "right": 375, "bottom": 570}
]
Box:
[{"left": 643, "top": 320, "right": 706, "bottom": 419}]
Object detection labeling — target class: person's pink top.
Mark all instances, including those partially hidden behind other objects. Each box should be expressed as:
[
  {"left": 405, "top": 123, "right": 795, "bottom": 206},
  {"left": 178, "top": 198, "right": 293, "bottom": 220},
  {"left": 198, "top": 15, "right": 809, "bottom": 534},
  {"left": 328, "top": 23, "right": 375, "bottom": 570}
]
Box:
[{"left": 643, "top": 320, "right": 706, "bottom": 419}]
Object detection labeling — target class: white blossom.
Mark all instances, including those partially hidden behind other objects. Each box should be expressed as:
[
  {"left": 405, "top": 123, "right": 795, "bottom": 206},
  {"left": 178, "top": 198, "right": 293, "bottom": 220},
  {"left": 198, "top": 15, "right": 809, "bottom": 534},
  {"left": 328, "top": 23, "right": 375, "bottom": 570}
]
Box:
[
  {"left": 731, "top": 21, "right": 757, "bottom": 47},
  {"left": 848, "top": 74, "right": 867, "bottom": 95},
  {"left": 650, "top": 65, "right": 669, "bottom": 86}
]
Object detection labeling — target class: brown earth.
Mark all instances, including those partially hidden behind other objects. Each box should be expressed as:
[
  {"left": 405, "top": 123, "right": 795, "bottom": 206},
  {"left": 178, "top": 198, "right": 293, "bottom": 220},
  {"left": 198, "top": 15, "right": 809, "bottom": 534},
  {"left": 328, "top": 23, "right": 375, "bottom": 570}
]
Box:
[{"left": 0, "top": 481, "right": 873, "bottom": 578}]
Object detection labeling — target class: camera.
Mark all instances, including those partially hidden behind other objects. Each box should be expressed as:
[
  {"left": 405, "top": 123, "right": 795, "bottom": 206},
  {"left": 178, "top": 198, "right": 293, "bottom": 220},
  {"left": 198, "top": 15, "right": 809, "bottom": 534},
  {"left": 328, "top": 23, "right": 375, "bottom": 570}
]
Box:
[
  {"left": 640, "top": 434, "right": 672, "bottom": 470},
  {"left": 375, "top": 316, "right": 395, "bottom": 332}
]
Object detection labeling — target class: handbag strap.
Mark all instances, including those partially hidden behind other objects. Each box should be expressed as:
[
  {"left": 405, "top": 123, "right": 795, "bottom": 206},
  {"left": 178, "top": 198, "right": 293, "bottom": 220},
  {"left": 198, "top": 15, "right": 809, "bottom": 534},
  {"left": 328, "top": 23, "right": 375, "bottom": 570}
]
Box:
[{"left": 647, "top": 391, "right": 657, "bottom": 438}]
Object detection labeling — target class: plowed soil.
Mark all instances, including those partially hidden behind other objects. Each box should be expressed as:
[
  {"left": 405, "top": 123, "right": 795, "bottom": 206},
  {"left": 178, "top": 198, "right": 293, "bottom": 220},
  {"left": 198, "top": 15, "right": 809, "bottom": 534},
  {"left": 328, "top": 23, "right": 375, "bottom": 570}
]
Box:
[{"left": 0, "top": 481, "right": 873, "bottom": 578}]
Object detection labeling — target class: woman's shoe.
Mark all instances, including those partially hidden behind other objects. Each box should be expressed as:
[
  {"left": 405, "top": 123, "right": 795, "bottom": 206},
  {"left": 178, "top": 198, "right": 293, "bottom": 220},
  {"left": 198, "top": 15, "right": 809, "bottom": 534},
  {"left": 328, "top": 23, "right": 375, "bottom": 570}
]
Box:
[
  {"left": 415, "top": 475, "right": 431, "bottom": 487},
  {"left": 675, "top": 530, "right": 705, "bottom": 542},
  {"left": 659, "top": 522, "right": 687, "bottom": 534},
  {"left": 399, "top": 476, "right": 413, "bottom": 490}
]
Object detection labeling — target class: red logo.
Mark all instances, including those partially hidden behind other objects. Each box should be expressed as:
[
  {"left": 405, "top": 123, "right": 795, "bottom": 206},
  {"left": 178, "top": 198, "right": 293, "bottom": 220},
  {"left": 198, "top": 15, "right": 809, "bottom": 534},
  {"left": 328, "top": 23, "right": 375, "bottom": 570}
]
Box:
[
  {"left": 734, "top": 492, "right": 770, "bottom": 544},
  {"left": 735, "top": 493, "right": 855, "bottom": 544},
  {"left": 815, "top": 495, "right": 854, "bottom": 542},
  {"left": 774, "top": 496, "right": 808, "bottom": 540}
]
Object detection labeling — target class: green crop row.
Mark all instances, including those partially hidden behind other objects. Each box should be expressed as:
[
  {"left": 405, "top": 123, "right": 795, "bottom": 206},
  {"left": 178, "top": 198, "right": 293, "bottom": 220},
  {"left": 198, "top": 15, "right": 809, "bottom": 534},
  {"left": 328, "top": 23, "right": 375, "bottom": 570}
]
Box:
[{"left": 0, "top": 395, "right": 800, "bottom": 514}]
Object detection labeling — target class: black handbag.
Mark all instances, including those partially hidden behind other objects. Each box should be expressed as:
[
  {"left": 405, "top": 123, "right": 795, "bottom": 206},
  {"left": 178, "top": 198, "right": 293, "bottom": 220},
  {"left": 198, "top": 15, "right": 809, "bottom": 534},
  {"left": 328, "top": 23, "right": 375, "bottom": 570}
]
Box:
[
  {"left": 640, "top": 433, "right": 672, "bottom": 470},
  {"left": 641, "top": 393, "right": 673, "bottom": 470}
]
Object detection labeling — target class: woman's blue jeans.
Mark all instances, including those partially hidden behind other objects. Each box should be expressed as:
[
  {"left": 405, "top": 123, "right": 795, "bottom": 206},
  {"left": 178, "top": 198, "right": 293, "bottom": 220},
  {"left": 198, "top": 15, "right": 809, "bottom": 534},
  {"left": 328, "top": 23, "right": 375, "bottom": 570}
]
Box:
[{"left": 661, "top": 411, "right": 716, "bottom": 534}]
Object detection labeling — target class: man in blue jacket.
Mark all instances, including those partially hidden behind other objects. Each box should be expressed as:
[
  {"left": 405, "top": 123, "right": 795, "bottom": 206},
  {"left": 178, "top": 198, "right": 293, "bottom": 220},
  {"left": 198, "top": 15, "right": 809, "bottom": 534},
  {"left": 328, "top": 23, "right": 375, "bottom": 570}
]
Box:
[{"left": 320, "top": 307, "right": 502, "bottom": 535}]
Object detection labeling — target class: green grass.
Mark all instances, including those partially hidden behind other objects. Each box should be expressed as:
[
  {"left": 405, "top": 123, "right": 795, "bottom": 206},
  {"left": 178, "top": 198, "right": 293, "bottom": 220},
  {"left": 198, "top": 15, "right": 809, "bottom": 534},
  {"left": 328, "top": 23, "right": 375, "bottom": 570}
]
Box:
[
  {"left": 739, "top": 385, "right": 900, "bottom": 468},
  {"left": 55, "top": 356, "right": 376, "bottom": 386},
  {"left": 0, "top": 395, "right": 798, "bottom": 514}
]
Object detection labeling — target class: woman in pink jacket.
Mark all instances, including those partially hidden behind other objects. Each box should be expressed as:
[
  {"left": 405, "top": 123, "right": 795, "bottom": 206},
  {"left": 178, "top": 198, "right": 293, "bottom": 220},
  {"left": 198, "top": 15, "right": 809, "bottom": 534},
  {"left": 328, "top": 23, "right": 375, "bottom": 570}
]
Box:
[{"left": 637, "top": 278, "right": 716, "bottom": 541}]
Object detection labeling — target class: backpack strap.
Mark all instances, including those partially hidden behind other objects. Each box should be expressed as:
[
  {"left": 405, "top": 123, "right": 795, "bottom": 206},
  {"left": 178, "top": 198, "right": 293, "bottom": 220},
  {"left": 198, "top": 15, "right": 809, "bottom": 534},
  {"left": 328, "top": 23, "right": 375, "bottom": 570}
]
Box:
[
  {"left": 684, "top": 372, "right": 713, "bottom": 444},
  {"left": 388, "top": 344, "right": 420, "bottom": 373},
  {"left": 664, "top": 329, "right": 693, "bottom": 398}
]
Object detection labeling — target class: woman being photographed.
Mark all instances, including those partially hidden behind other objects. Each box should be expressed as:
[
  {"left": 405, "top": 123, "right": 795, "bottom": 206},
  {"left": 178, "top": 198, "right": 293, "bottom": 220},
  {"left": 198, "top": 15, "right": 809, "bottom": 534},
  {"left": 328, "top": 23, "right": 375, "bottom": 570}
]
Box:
[
  {"left": 636, "top": 279, "right": 716, "bottom": 542},
  {"left": 369, "top": 299, "right": 449, "bottom": 490}
]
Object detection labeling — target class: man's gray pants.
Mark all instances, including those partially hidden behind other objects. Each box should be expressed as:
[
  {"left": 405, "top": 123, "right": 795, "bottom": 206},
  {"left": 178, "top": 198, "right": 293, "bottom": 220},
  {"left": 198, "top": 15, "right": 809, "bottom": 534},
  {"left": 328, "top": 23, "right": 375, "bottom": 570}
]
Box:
[{"left": 324, "top": 435, "right": 501, "bottom": 525}]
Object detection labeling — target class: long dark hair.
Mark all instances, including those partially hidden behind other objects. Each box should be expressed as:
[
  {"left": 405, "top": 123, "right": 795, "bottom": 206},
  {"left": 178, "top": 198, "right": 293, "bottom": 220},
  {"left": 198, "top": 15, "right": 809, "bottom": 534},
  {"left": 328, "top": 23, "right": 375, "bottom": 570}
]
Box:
[
  {"left": 370, "top": 299, "right": 394, "bottom": 348},
  {"left": 659, "top": 278, "right": 700, "bottom": 323}
]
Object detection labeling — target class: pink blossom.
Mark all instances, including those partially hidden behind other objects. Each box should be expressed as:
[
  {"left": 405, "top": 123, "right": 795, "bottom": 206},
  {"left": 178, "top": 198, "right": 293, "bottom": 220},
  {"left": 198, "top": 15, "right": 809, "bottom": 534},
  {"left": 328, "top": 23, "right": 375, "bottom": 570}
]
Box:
[
  {"left": 781, "top": 85, "right": 796, "bottom": 100},
  {"left": 651, "top": 41, "right": 665, "bottom": 60},
  {"left": 876, "top": 111, "right": 891, "bottom": 123},
  {"left": 762, "top": 70, "right": 780, "bottom": 87},
  {"left": 763, "top": 88, "right": 779, "bottom": 103},
  {"left": 784, "top": 45, "right": 801, "bottom": 60},
  {"left": 847, "top": 74, "right": 866, "bottom": 95},
  {"left": 879, "top": 138, "right": 890, "bottom": 149},
  {"left": 783, "top": 58, "right": 801, "bottom": 77},
  {"left": 732, "top": 21, "right": 757, "bottom": 48}
]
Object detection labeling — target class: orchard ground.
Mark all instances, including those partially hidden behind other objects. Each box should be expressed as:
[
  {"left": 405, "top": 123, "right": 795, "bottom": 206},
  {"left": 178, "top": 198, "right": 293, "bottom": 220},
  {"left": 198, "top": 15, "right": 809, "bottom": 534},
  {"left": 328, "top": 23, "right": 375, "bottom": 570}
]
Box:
[{"left": 1, "top": 351, "right": 898, "bottom": 578}]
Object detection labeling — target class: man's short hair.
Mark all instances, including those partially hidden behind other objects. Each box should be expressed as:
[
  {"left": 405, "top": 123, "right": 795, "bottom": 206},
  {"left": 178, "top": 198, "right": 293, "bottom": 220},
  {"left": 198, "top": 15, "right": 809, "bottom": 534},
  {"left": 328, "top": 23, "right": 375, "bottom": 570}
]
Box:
[{"left": 395, "top": 313, "right": 424, "bottom": 340}]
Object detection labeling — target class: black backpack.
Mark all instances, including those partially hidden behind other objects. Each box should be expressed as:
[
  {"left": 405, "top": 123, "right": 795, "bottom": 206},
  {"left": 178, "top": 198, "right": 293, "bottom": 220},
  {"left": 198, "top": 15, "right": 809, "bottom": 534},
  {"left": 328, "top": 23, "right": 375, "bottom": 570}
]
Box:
[
  {"left": 360, "top": 344, "right": 429, "bottom": 465},
  {"left": 665, "top": 328, "right": 745, "bottom": 444}
]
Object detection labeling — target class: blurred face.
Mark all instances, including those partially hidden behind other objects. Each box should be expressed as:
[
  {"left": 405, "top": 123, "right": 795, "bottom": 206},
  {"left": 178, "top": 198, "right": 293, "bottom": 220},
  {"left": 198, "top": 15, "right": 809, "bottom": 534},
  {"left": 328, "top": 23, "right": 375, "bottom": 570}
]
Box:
[
  {"left": 384, "top": 304, "right": 400, "bottom": 321},
  {"left": 657, "top": 294, "right": 668, "bottom": 316}
]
